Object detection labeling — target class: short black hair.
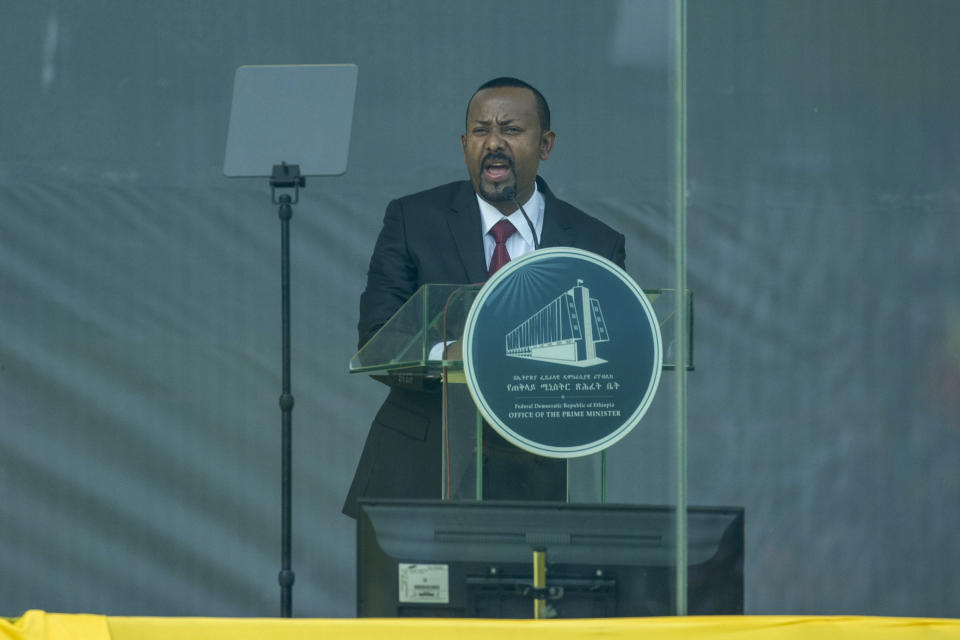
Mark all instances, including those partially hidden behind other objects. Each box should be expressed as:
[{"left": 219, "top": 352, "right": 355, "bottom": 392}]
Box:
[{"left": 466, "top": 77, "right": 551, "bottom": 132}]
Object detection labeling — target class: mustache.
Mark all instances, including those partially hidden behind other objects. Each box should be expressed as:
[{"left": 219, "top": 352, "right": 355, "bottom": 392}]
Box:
[{"left": 482, "top": 152, "right": 514, "bottom": 168}]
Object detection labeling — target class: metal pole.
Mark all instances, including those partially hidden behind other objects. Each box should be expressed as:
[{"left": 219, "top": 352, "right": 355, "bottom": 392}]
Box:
[
  {"left": 532, "top": 548, "right": 547, "bottom": 619},
  {"left": 671, "top": 0, "right": 689, "bottom": 616},
  {"left": 278, "top": 193, "right": 296, "bottom": 617}
]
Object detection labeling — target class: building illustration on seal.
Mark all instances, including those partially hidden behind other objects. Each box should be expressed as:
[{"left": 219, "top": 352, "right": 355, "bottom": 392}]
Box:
[{"left": 504, "top": 279, "right": 610, "bottom": 367}]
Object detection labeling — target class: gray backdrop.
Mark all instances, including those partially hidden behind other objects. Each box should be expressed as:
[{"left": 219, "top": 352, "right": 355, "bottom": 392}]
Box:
[{"left": 2, "top": 0, "right": 958, "bottom": 618}]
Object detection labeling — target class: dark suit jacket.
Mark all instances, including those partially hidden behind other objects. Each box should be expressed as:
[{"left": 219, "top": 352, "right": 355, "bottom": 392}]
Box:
[{"left": 343, "top": 177, "right": 625, "bottom": 518}]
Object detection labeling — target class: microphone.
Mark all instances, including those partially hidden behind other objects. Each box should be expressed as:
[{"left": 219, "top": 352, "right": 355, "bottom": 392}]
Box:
[{"left": 503, "top": 186, "right": 540, "bottom": 250}]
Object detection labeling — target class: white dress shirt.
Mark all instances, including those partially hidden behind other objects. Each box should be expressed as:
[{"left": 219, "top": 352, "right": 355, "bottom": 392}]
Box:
[
  {"left": 477, "top": 184, "right": 544, "bottom": 269},
  {"left": 429, "top": 185, "right": 545, "bottom": 361}
]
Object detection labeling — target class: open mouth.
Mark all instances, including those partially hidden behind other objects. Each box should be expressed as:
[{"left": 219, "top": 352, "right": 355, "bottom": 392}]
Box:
[{"left": 482, "top": 155, "right": 512, "bottom": 181}]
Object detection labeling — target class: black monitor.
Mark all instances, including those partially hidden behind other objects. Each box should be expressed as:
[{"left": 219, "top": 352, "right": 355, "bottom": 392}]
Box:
[{"left": 357, "top": 499, "right": 743, "bottom": 618}]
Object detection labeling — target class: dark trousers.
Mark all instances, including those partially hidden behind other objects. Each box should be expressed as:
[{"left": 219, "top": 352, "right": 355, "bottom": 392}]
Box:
[{"left": 481, "top": 424, "right": 566, "bottom": 501}]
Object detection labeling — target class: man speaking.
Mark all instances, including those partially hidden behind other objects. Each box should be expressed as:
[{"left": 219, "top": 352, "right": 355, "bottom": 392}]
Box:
[{"left": 343, "top": 77, "right": 625, "bottom": 518}]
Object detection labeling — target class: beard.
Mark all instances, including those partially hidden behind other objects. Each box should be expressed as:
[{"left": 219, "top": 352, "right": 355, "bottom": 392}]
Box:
[
  {"left": 476, "top": 153, "right": 516, "bottom": 202},
  {"left": 478, "top": 176, "right": 516, "bottom": 202}
]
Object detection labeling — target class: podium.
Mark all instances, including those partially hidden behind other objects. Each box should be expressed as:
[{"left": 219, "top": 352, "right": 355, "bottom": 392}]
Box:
[
  {"left": 348, "top": 281, "right": 743, "bottom": 618},
  {"left": 349, "top": 283, "right": 693, "bottom": 504}
]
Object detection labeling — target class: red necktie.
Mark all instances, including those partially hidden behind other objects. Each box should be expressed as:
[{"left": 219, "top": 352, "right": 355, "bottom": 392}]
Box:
[{"left": 488, "top": 218, "right": 517, "bottom": 277}]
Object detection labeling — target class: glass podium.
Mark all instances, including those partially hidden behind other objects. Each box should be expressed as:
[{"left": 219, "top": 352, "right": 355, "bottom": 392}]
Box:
[
  {"left": 349, "top": 284, "right": 731, "bottom": 618},
  {"left": 349, "top": 283, "right": 693, "bottom": 503}
]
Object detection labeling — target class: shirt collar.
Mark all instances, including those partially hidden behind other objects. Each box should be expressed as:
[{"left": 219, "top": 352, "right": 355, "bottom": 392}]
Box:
[{"left": 477, "top": 182, "right": 544, "bottom": 245}]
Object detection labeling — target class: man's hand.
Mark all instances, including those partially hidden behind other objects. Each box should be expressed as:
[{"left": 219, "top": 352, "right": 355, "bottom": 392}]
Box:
[{"left": 443, "top": 341, "right": 463, "bottom": 361}]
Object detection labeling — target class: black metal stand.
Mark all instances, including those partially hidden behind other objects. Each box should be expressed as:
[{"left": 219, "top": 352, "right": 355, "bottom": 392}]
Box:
[{"left": 271, "top": 162, "right": 305, "bottom": 618}]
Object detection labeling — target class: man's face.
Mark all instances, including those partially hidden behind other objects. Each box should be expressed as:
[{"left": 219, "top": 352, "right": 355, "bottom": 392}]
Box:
[{"left": 461, "top": 87, "right": 556, "bottom": 213}]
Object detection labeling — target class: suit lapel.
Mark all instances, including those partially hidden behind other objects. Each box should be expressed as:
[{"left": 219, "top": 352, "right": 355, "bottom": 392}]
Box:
[
  {"left": 445, "top": 181, "right": 489, "bottom": 283},
  {"left": 444, "top": 178, "right": 573, "bottom": 282},
  {"left": 537, "top": 177, "right": 575, "bottom": 249}
]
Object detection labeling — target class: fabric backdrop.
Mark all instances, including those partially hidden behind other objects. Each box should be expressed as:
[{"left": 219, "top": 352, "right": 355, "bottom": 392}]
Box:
[{"left": 1, "top": 0, "right": 958, "bottom": 618}]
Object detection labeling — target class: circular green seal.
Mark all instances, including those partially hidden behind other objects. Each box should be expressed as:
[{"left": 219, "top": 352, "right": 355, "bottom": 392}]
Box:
[{"left": 462, "top": 247, "right": 662, "bottom": 458}]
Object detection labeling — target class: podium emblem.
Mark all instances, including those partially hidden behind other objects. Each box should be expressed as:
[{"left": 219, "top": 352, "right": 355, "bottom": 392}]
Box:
[
  {"left": 463, "top": 248, "right": 662, "bottom": 458},
  {"left": 505, "top": 278, "right": 610, "bottom": 367}
]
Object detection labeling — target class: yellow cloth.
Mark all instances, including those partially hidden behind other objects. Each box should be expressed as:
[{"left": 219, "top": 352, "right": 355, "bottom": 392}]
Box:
[
  {"left": 3, "top": 611, "right": 960, "bottom": 640},
  {"left": 1, "top": 611, "right": 110, "bottom": 640}
]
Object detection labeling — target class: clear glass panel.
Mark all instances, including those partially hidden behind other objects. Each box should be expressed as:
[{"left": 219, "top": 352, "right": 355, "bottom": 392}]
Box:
[
  {"left": 566, "top": 453, "right": 604, "bottom": 502},
  {"left": 350, "top": 0, "right": 698, "bottom": 618},
  {"left": 349, "top": 284, "right": 481, "bottom": 375},
  {"left": 441, "top": 375, "right": 482, "bottom": 500},
  {"left": 598, "top": 0, "right": 689, "bottom": 616}
]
